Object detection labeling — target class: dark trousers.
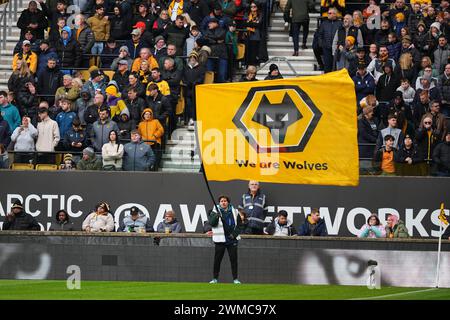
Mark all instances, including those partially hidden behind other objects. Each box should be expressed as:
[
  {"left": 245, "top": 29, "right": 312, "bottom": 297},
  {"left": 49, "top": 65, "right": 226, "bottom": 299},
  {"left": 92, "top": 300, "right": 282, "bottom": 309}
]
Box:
[
  {"left": 291, "top": 20, "right": 309, "bottom": 52},
  {"left": 213, "top": 243, "right": 238, "bottom": 280}
]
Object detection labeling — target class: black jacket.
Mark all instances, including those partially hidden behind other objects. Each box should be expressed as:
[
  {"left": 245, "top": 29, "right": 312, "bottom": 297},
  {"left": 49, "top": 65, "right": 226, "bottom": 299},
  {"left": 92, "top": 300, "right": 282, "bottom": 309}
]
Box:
[
  {"left": 414, "top": 127, "right": 440, "bottom": 162},
  {"left": 161, "top": 67, "right": 183, "bottom": 98},
  {"left": 147, "top": 93, "right": 172, "bottom": 124},
  {"left": 396, "top": 145, "right": 421, "bottom": 164},
  {"left": 376, "top": 73, "right": 400, "bottom": 102},
  {"left": 17, "top": 8, "right": 48, "bottom": 40},
  {"left": 55, "top": 38, "right": 82, "bottom": 68},
  {"left": 49, "top": 220, "right": 75, "bottom": 231},
  {"left": 203, "top": 27, "right": 227, "bottom": 59},
  {"left": 2, "top": 210, "right": 40, "bottom": 231},
  {"left": 164, "top": 24, "right": 190, "bottom": 56},
  {"left": 0, "top": 117, "right": 11, "bottom": 147},
  {"left": 183, "top": 63, "right": 206, "bottom": 97},
  {"left": 185, "top": 0, "right": 210, "bottom": 26},
  {"left": 113, "top": 70, "right": 131, "bottom": 92},
  {"left": 110, "top": 14, "right": 132, "bottom": 41},
  {"left": 125, "top": 97, "right": 147, "bottom": 127},
  {"left": 432, "top": 141, "right": 450, "bottom": 173}
]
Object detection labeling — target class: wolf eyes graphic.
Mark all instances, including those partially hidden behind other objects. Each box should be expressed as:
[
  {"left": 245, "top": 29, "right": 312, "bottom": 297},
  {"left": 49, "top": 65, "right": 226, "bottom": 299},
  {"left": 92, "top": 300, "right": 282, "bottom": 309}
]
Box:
[{"left": 251, "top": 93, "right": 303, "bottom": 144}]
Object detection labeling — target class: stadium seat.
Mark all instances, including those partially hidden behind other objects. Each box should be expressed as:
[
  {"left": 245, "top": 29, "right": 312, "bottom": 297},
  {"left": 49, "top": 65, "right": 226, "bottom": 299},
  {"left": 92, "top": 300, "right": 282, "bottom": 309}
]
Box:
[
  {"left": 204, "top": 71, "right": 214, "bottom": 84},
  {"left": 236, "top": 43, "right": 245, "bottom": 60},
  {"left": 103, "top": 70, "right": 115, "bottom": 80},
  {"left": 35, "top": 164, "right": 58, "bottom": 171},
  {"left": 11, "top": 163, "right": 34, "bottom": 170}
]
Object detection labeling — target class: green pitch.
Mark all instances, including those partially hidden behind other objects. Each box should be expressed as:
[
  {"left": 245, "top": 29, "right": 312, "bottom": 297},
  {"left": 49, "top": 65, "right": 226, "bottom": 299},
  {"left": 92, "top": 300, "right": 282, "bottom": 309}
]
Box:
[{"left": 0, "top": 280, "right": 449, "bottom": 300}]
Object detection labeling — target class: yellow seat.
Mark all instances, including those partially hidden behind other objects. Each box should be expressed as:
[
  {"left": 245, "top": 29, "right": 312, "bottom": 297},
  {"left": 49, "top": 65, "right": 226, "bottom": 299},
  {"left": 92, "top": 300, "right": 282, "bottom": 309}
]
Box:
[
  {"left": 89, "top": 56, "right": 99, "bottom": 67},
  {"left": 11, "top": 163, "right": 34, "bottom": 170},
  {"left": 102, "top": 70, "right": 115, "bottom": 81},
  {"left": 176, "top": 86, "right": 185, "bottom": 116},
  {"left": 236, "top": 43, "right": 246, "bottom": 60},
  {"left": 35, "top": 164, "right": 58, "bottom": 171},
  {"left": 204, "top": 71, "right": 214, "bottom": 84}
]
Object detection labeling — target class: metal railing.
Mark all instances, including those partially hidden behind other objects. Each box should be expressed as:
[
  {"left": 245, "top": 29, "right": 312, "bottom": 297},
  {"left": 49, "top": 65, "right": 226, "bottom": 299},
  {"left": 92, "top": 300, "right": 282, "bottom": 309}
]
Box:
[{"left": 0, "top": 0, "right": 23, "bottom": 50}]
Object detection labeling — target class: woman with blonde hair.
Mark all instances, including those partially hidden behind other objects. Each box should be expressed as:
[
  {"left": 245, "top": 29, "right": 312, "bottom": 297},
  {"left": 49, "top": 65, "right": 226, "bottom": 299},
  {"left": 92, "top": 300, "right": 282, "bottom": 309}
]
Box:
[
  {"left": 8, "top": 59, "right": 34, "bottom": 94},
  {"left": 138, "top": 60, "right": 152, "bottom": 85},
  {"left": 394, "top": 53, "right": 417, "bottom": 84}
]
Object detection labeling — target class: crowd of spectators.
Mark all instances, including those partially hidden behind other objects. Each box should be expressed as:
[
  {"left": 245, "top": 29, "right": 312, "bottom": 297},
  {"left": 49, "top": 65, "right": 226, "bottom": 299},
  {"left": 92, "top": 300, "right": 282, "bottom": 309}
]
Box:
[
  {"left": 310, "top": 0, "right": 450, "bottom": 176},
  {"left": 0, "top": 0, "right": 273, "bottom": 170}
]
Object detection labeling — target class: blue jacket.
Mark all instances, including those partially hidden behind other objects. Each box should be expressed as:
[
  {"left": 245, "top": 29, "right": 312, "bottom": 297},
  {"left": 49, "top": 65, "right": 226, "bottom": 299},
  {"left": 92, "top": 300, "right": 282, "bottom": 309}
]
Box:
[
  {"left": 298, "top": 215, "right": 328, "bottom": 236},
  {"left": 56, "top": 111, "right": 76, "bottom": 138},
  {"left": 0, "top": 103, "right": 21, "bottom": 132},
  {"left": 122, "top": 140, "right": 155, "bottom": 171},
  {"left": 318, "top": 19, "right": 342, "bottom": 49},
  {"left": 352, "top": 71, "right": 376, "bottom": 103},
  {"left": 63, "top": 128, "right": 88, "bottom": 152}
]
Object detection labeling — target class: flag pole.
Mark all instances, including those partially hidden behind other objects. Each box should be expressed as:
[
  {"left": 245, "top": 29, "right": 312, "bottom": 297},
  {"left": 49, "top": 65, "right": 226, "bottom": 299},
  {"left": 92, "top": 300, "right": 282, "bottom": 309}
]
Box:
[{"left": 435, "top": 221, "right": 442, "bottom": 288}]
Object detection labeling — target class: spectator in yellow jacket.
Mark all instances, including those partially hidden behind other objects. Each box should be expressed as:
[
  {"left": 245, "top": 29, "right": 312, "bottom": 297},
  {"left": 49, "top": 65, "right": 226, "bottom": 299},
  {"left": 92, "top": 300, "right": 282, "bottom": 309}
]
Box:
[
  {"left": 131, "top": 47, "right": 159, "bottom": 72},
  {"left": 138, "top": 108, "right": 164, "bottom": 145},
  {"left": 12, "top": 40, "right": 38, "bottom": 74}
]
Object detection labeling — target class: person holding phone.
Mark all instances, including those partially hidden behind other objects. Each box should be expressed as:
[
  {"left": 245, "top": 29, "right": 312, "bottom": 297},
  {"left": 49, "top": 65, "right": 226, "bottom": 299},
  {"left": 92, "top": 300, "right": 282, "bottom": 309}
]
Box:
[{"left": 208, "top": 195, "right": 247, "bottom": 284}]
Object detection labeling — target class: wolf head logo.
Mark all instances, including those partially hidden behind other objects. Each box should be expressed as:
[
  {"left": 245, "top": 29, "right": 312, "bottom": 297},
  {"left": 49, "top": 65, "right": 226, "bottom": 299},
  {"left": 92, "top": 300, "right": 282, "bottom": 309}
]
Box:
[{"left": 251, "top": 93, "right": 303, "bottom": 144}]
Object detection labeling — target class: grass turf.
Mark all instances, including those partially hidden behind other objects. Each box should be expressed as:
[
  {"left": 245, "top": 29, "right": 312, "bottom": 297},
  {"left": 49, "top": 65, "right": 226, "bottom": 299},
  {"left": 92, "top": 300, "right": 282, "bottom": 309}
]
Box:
[{"left": 0, "top": 280, "right": 449, "bottom": 300}]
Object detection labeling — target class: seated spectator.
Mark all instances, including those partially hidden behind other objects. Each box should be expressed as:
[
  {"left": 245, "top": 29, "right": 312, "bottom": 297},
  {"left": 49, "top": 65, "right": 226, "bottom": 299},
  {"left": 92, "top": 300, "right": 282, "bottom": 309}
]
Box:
[
  {"left": 112, "top": 60, "right": 131, "bottom": 92},
  {"left": 373, "top": 134, "right": 399, "bottom": 176},
  {"left": 158, "top": 43, "right": 185, "bottom": 73},
  {"left": 126, "top": 29, "right": 147, "bottom": 60},
  {"left": 156, "top": 210, "right": 182, "bottom": 233},
  {"left": 60, "top": 153, "right": 76, "bottom": 170},
  {"left": 63, "top": 118, "right": 88, "bottom": 153},
  {"left": 241, "top": 65, "right": 258, "bottom": 82},
  {"left": 105, "top": 81, "right": 129, "bottom": 122},
  {"left": 385, "top": 213, "right": 409, "bottom": 238},
  {"left": 396, "top": 78, "right": 415, "bottom": 105},
  {"left": 137, "top": 60, "right": 153, "bottom": 86},
  {"left": 118, "top": 206, "right": 154, "bottom": 233},
  {"left": 1, "top": 200, "right": 40, "bottom": 231},
  {"left": 111, "top": 46, "right": 133, "bottom": 72},
  {"left": 100, "top": 38, "right": 120, "bottom": 69},
  {"left": 264, "top": 64, "right": 283, "bottom": 80},
  {"left": 49, "top": 210, "right": 75, "bottom": 231},
  {"left": 123, "top": 129, "right": 155, "bottom": 171},
  {"left": 12, "top": 40, "right": 38, "bottom": 75},
  {"left": 77, "top": 147, "right": 103, "bottom": 170},
  {"left": 102, "top": 130, "right": 124, "bottom": 170},
  {"left": 357, "top": 213, "right": 386, "bottom": 238},
  {"left": 297, "top": 208, "right": 328, "bottom": 236},
  {"left": 432, "top": 132, "right": 450, "bottom": 177},
  {"left": 91, "top": 106, "right": 120, "bottom": 152},
  {"left": 55, "top": 75, "right": 81, "bottom": 107},
  {"left": 138, "top": 108, "right": 164, "bottom": 147},
  {"left": 55, "top": 26, "right": 82, "bottom": 70},
  {"left": 37, "top": 57, "right": 63, "bottom": 107},
  {"left": 56, "top": 98, "right": 77, "bottom": 139},
  {"left": 146, "top": 84, "right": 172, "bottom": 127},
  {"left": 131, "top": 48, "right": 159, "bottom": 73},
  {"left": 82, "top": 69, "right": 107, "bottom": 98},
  {"left": 82, "top": 201, "right": 115, "bottom": 232},
  {"left": 0, "top": 91, "right": 20, "bottom": 133},
  {"left": 36, "top": 107, "right": 60, "bottom": 152},
  {"left": 264, "top": 210, "right": 296, "bottom": 236},
  {"left": 125, "top": 87, "right": 146, "bottom": 129}
]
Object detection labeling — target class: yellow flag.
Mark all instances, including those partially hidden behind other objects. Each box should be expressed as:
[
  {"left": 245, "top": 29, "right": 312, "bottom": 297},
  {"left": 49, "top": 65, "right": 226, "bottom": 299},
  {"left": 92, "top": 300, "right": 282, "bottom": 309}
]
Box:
[
  {"left": 439, "top": 203, "right": 449, "bottom": 225},
  {"left": 196, "top": 69, "right": 359, "bottom": 186}
]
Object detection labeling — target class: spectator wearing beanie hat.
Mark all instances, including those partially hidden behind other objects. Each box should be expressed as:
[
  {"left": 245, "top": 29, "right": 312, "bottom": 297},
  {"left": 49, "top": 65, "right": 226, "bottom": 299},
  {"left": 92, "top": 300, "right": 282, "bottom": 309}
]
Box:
[
  {"left": 2, "top": 200, "right": 40, "bottom": 231},
  {"left": 111, "top": 46, "right": 133, "bottom": 72},
  {"left": 153, "top": 35, "right": 168, "bottom": 62},
  {"left": 77, "top": 146, "right": 102, "bottom": 170},
  {"left": 60, "top": 153, "right": 76, "bottom": 170},
  {"left": 264, "top": 64, "right": 283, "bottom": 80},
  {"left": 112, "top": 59, "right": 131, "bottom": 92},
  {"left": 81, "top": 68, "right": 107, "bottom": 99}
]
